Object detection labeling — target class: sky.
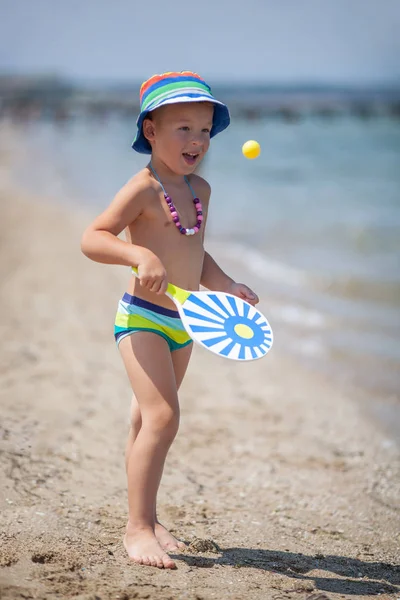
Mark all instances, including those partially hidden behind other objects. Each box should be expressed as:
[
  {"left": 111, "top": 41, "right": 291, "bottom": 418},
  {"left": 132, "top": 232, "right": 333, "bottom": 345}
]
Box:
[{"left": 1, "top": 0, "right": 400, "bottom": 85}]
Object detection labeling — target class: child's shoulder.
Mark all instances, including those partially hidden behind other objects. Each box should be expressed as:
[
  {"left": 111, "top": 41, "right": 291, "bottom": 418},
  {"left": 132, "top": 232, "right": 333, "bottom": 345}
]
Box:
[
  {"left": 122, "top": 168, "right": 158, "bottom": 198},
  {"left": 188, "top": 173, "right": 211, "bottom": 200}
]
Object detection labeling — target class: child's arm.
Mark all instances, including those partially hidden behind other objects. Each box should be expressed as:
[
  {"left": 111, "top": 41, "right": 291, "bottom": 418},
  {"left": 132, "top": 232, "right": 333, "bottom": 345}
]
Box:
[
  {"left": 81, "top": 177, "right": 168, "bottom": 294},
  {"left": 192, "top": 174, "right": 259, "bottom": 305},
  {"left": 201, "top": 252, "right": 259, "bottom": 305},
  {"left": 200, "top": 251, "right": 234, "bottom": 292}
]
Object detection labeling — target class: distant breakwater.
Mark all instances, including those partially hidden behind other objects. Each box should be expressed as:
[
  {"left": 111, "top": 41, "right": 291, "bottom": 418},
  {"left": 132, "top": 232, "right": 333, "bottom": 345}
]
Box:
[{"left": 1, "top": 76, "right": 399, "bottom": 122}]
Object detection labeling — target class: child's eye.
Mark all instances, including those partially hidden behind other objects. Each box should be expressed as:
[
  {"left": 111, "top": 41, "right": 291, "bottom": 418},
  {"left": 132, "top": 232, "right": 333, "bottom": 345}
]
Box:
[
  {"left": 179, "top": 126, "right": 190, "bottom": 131},
  {"left": 202, "top": 128, "right": 211, "bottom": 133}
]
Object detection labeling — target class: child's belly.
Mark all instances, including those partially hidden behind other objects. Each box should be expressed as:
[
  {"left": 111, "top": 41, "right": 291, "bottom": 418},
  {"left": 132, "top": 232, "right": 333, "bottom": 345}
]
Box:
[{"left": 125, "top": 230, "right": 205, "bottom": 310}]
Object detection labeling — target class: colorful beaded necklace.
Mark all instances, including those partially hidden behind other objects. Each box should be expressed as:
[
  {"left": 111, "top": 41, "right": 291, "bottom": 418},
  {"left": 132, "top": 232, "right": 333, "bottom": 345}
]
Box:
[{"left": 149, "top": 163, "right": 203, "bottom": 236}]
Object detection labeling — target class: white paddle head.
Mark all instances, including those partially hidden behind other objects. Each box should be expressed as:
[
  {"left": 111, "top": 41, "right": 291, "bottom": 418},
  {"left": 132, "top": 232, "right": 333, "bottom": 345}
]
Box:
[{"left": 176, "top": 289, "right": 273, "bottom": 361}]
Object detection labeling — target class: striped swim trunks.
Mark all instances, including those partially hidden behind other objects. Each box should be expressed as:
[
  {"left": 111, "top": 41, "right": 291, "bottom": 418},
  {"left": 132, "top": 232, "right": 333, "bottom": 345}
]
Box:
[{"left": 114, "top": 293, "right": 192, "bottom": 352}]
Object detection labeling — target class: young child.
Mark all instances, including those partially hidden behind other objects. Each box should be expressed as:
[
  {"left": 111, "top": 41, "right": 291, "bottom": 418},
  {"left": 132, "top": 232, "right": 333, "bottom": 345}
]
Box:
[{"left": 81, "top": 71, "right": 259, "bottom": 569}]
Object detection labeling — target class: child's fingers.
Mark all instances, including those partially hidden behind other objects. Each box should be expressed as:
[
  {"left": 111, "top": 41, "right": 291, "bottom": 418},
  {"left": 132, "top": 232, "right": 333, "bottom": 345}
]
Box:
[
  {"left": 243, "top": 288, "right": 259, "bottom": 304},
  {"left": 231, "top": 284, "right": 259, "bottom": 305},
  {"left": 149, "top": 278, "right": 166, "bottom": 293},
  {"left": 139, "top": 272, "right": 168, "bottom": 294},
  {"left": 250, "top": 291, "right": 259, "bottom": 303},
  {"left": 157, "top": 278, "right": 168, "bottom": 295},
  {"left": 139, "top": 275, "right": 151, "bottom": 288},
  {"left": 149, "top": 280, "right": 161, "bottom": 292}
]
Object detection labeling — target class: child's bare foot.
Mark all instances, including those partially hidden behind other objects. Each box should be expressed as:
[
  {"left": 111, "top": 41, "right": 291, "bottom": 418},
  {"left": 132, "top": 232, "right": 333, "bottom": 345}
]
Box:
[
  {"left": 124, "top": 525, "right": 176, "bottom": 569},
  {"left": 155, "top": 520, "right": 186, "bottom": 551}
]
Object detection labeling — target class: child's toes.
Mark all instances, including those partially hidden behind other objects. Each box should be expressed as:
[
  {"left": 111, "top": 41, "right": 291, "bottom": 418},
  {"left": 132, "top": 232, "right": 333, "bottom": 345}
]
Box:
[{"left": 162, "top": 554, "right": 176, "bottom": 569}]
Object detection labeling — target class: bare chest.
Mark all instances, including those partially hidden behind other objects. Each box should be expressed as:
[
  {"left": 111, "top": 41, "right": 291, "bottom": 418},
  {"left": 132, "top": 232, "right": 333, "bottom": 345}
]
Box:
[{"left": 126, "top": 190, "right": 206, "bottom": 288}]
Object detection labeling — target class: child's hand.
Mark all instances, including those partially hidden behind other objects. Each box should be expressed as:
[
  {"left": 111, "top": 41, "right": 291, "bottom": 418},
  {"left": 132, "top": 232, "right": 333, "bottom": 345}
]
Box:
[
  {"left": 137, "top": 255, "right": 168, "bottom": 295},
  {"left": 227, "top": 282, "right": 259, "bottom": 306}
]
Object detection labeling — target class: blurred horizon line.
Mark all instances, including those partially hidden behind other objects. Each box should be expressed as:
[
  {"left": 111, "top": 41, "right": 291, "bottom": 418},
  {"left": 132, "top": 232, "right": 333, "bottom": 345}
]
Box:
[{"left": 1, "top": 71, "right": 400, "bottom": 93}]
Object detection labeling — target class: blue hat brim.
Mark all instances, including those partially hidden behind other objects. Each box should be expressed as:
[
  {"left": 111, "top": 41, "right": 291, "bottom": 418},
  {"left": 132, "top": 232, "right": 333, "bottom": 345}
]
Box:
[{"left": 131, "top": 97, "right": 230, "bottom": 154}]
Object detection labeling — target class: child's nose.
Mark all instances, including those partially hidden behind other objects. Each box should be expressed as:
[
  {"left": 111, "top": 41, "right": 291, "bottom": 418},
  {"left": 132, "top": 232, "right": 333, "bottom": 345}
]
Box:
[
  {"left": 190, "top": 139, "right": 202, "bottom": 150},
  {"left": 190, "top": 133, "right": 202, "bottom": 146}
]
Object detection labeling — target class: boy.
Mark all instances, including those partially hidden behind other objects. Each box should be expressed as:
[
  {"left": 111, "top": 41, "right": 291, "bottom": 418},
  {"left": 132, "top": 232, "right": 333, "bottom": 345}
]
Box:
[{"left": 81, "top": 71, "right": 259, "bottom": 569}]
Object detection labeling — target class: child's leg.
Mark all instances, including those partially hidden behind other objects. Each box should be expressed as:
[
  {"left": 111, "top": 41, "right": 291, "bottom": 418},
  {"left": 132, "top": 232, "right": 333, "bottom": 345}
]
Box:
[
  {"left": 124, "top": 343, "right": 192, "bottom": 551},
  {"left": 119, "top": 332, "right": 191, "bottom": 569},
  {"left": 124, "top": 395, "right": 141, "bottom": 471},
  {"left": 124, "top": 346, "right": 191, "bottom": 467}
]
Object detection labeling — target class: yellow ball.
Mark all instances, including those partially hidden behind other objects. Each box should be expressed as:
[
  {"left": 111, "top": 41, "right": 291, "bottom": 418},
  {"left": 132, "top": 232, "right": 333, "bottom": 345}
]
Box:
[{"left": 242, "top": 140, "right": 261, "bottom": 159}]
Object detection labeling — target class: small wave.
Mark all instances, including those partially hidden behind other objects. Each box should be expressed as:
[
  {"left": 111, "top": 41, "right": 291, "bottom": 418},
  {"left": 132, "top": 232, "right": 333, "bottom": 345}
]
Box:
[
  {"left": 297, "top": 338, "right": 327, "bottom": 357},
  {"left": 273, "top": 304, "right": 326, "bottom": 328},
  {"left": 209, "top": 241, "right": 307, "bottom": 286},
  {"left": 316, "top": 276, "right": 400, "bottom": 307}
]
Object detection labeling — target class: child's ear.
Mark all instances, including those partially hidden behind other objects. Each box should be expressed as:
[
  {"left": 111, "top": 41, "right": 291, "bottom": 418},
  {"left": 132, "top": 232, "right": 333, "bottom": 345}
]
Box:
[{"left": 142, "top": 118, "right": 156, "bottom": 142}]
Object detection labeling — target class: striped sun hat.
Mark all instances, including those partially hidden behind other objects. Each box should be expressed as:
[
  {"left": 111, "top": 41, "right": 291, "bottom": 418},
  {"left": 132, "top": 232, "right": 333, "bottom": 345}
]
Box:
[{"left": 132, "top": 71, "right": 230, "bottom": 154}]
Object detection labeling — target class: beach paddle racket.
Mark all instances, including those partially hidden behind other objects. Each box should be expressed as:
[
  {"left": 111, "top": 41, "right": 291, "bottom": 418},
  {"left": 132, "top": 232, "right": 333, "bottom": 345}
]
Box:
[{"left": 132, "top": 268, "right": 273, "bottom": 361}]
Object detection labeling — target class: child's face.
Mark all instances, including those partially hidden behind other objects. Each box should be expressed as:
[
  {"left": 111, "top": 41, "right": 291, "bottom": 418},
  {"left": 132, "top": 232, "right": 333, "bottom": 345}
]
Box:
[{"left": 143, "top": 102, "right": 214, "bottom": 174}]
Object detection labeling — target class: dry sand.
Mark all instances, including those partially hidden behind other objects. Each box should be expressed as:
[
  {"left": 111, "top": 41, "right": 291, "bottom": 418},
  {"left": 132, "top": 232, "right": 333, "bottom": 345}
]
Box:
[{"left": 0, "top": 132, "right": 399, "bottom": 599}]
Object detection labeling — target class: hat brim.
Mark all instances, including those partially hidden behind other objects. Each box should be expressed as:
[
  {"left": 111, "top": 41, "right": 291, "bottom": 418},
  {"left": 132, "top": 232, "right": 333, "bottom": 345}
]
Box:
[{"left": 132, "top": 95, "right": 230, "bottom": 154}]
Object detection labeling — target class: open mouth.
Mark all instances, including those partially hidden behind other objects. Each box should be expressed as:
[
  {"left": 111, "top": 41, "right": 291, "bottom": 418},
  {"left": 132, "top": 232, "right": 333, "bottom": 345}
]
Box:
[{"left": 182, "top": 152, "right": 200, "bottom": 165}]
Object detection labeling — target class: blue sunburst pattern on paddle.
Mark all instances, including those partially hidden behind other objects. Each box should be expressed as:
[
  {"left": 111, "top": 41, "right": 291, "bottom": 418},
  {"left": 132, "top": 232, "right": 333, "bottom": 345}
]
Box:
[{"left": 181, "top": 292, "right": 273, "bottom": 361}]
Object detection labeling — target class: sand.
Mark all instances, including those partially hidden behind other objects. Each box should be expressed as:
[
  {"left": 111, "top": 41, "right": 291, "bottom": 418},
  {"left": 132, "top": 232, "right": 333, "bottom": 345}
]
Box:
[{"left": 0, "top": 128, "right": 399, "bottom": 600}]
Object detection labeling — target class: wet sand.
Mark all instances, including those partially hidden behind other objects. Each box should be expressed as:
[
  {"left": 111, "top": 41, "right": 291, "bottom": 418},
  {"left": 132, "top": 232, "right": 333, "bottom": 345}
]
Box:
[{"left": 0, "top": 131, "right": 399, "bottom": 600}]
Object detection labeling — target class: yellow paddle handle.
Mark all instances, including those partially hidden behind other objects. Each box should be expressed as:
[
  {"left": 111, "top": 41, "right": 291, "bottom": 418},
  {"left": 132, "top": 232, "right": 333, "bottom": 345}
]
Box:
[{"left": 131, "top": 267, "right": 190, "bottom": 305}]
